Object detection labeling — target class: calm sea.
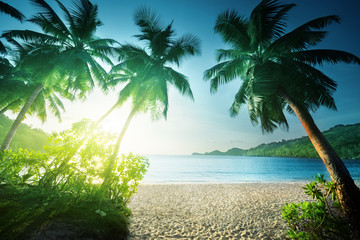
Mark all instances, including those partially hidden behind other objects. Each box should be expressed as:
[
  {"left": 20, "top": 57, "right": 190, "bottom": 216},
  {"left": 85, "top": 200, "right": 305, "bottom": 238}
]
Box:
[{"left": 142, "top": 155, "right": 360, "bottom": 183}]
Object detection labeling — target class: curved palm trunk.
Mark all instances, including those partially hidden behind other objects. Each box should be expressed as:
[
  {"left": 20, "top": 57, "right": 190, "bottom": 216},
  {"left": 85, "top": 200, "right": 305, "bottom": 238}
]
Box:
[
  {"left": 281, "top": 90, "right": 360, "bottom": 238},
  {"left": 101, "top": 108, "right": 137, "bottom": 189},
  {"left": 1, "top": 84, "right": 43, "bottom": 151},
  {"left": 0, "top": 98, "right": 20, "bottom": 117},
  {"left": 96, "top": 103, "right": 118, "bottom": 125}
]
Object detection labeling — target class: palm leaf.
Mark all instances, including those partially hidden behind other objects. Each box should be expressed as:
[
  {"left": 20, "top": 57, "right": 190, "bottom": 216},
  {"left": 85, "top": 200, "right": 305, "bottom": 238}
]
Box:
[
  {"left": 165, "top": 67, "right": 194, "bottom": 100},
  {"left": 289, "top": 49, "right": 360, "bottom": 66},
  {"left": 70, "top": 0, "right": 101, "bottom": 41},
  {"left": 0, "top": 1, "right": 25, "bottom": 22},
  {"left": 133, "top": 6, "right": 163, "bottom": 41},
  {"left": 229, "top": 77, "right": 250, "bottom": 117},
  {"left": 165, "top": 34, "right": 201, "bottom": 66},
  {"left": 248, "top": 0, "right": 295, "bottom": 46},
  {"left": 2, "top": 30, "right": 62, "bottom": 45},
  {"left": 215, "top": 10, "right": 251, "bottom": 50},
  {"left": 29, "top": 0, "right": 70, "bottom": 39},
  {"left": 205, "top": 58, "right": 248, "bottom": 93}
]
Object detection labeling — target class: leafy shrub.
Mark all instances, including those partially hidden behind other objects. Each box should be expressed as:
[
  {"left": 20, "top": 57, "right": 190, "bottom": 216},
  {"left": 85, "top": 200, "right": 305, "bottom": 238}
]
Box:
[
  {"left": 281, "top": 174, "right": 349, "bottom": 240},
  {"left": 0, "top": 119, "right": 149, "bottom": 239}
]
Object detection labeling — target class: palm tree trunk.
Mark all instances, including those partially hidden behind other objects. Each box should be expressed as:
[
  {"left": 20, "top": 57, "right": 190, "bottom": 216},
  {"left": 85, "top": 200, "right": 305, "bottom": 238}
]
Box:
[
  {"left": 101, "top": 108, "right": 137, "bottom": 189},
  {"left": 281, "top": 90, "right": 360, "bottom": 239},
  {"left": 96, "top": 103, "right": 118, "bottom": 125},
  {"left": 1, "top": 84, "right": 43, "bottom": 151},
  {"left": 0, "top": 98, "right": 20, "bottom": 117}
]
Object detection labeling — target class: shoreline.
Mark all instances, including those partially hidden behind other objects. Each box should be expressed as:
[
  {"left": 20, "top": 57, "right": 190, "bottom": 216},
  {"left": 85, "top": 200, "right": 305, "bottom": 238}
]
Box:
[
  {"left": 127, "top": 182, "right": 313, "bottom": 239},
  {"left": 139, "top": 180, "right": 311, "bottom": 185}
]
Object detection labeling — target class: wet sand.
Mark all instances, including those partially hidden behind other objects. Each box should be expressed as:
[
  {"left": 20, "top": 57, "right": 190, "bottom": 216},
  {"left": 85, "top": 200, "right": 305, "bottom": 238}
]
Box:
[{"left": 127, "top": 183, "right": 312, "bottom": 239}]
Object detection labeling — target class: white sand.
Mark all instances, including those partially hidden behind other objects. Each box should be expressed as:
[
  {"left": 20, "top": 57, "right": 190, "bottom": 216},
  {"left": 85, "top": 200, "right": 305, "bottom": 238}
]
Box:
[{"left": 127, "top": 183, "right": 312, "bottom": 240}]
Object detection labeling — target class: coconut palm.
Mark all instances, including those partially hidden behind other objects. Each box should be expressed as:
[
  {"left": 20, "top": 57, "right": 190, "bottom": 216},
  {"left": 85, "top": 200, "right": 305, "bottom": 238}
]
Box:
[
  {"left": 0, "top": 0, "right": 116, "bottom": 151},
  {"left": 204, "top": 0, "right": 360, "bottom": 236},
  {"left": 0, "top": 1, "right": 25, "bottom": 53},
  {"left": 101, "top": 7, "right": 201, "bottom": 188},
  {"left": 0, "top": 56, "right": 24, "bottom": 115},
  {"left": 1, "top": 37, "right": 76, "bottom": 120}
]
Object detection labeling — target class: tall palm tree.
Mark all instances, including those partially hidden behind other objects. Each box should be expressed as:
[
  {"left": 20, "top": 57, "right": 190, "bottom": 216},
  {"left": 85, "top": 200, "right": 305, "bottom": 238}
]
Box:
[
  {"left": 0, "top": 0, "right": 116, "bottom": 151},
  {"left": 204, "top": 0, "right": 360, "bottom": 237},
  {"left": 0, "top": 1, "right": 25, "bottom": 53},
  {"left": 101, "top": 7, "right": 201, "bottom": 188},
  {"left": 0, "top": 55, "right": 25, "bottom": 116},
  {"left": 0, "top": 45, "right": 70, "bottom": 120}
]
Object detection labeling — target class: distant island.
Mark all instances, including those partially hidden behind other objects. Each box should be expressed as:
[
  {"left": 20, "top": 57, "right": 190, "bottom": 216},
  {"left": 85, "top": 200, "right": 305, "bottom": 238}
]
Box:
[{"left": 193, "top": 123, "right": 360, "bottom": 160}]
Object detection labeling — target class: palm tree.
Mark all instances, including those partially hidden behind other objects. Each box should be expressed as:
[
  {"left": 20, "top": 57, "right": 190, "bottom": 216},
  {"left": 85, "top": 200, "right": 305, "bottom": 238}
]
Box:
[
  {"left": 0, "top": 56, "right": 25, "bottom": 116},
  {"left": 0, "top": 1, "right": 25, "bottom": 53},
  {"left": 204, "top": 0, "right": 360, "bottom": 237},
  {"left": 0, "top": 47, "right": 68, "bottom": 119},
  {"left": 0, "top": 0, "right": 116, "bottom": 151},
  {"left": 101, "top": 7, "right": 201, "bottom": 188}
]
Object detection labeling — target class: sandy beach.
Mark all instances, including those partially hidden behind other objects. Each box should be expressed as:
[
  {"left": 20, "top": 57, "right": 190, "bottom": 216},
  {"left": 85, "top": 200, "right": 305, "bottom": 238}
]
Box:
[{"left": 127, "top": 183, "right": 312, "bottom": 240}]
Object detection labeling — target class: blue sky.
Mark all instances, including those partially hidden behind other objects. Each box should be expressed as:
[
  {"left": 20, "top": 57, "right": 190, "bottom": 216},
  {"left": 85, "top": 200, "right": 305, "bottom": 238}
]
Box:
[{"left": 1, "top": 0, "right": 360, "bottom": 155}]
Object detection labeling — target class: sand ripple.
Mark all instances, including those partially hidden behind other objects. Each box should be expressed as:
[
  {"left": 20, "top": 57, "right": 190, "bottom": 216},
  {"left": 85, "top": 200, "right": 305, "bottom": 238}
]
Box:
[{"left": 127, "top": 183, "right": 311, "bottom": 239}]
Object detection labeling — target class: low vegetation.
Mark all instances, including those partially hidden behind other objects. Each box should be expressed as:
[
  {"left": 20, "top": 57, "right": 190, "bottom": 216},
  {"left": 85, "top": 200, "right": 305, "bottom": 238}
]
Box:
[
  {"left": 0, "top": 120, "right": 149, "bottom": 239},
  {"left": 282, "top": 174, "right": 349, "bottom": 239}
]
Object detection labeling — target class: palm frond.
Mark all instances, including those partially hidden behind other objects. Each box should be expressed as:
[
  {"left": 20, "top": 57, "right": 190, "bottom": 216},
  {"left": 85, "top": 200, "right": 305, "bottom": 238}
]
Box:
[
  {"left": 29, "top": 0, "right": 70, "bottom": 39},
  {"left": 0, "top": 40, "right": 6, "bottom": 54},
  {"left": 133, "top": 6, "right": 163, "bottom": 41},
  {"left": 31, "top": 89, "right": 47, "bottom": 123},
  {"left": 70, "top": 0, "right": 101, "bottom": 41},
  {"left": 297, "top": 15, "right": 340, "bottom": 31},
  {"left": 0, "top": 1, "right": 25, "bottom": 22},
  {"left": 165, "top": 67, "right": 194, "bottom": 100},
  {"left": 289, "top": 49, "right": 360, "bottom": 66},
  {"left": 215, "top": 10, "right": 251, "bottom": 50},
  {"left": 204, "top": 58, "right": 247, "bottom": 93},
  {"left": 229, "top": 77, "right": 250, "bottom": 117},
  {"left": 2, "top": 30, "right": 62, "bottom": 45},
  {"left": 165, "top": 34, "right": 201, "bottom": 66},
  {"left": 248, "top": 0, "right": 295, "bottom": 47},
  {"left": 116, "top": 82, "right": 137, "bottom": 108},
  {"left": 216, "top": 49, "right": 251, "bottom": 62},
  {"left": 264, "top": 30, "right": 327, "bottom": 57},
  {"left": 47, "top": 93, "right": 64, "bottom": 121}
]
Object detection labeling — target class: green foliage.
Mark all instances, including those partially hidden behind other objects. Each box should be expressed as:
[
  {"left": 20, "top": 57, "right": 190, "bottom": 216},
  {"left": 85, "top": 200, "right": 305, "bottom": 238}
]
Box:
[
  {"left": 281, "top": 174, "right": 349, "bottom": 239},
  {"left": 0, "top": 119, "right": 149, "bottom": 239},
  {"left": 197, "top": 123, "right": 360, "bottom": 159},
  {"left": 0, "top": 185, "right": 129, "bottom": 240},
  {"left": 108, "top": 153, "right": 149, "bottom": 207},
  {"left": 0, "top": 115, "right": 49, "bottom": 152}
]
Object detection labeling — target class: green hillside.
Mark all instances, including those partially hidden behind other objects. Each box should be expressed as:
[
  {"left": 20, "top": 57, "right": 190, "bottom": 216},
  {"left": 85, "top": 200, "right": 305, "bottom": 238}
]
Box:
[
  {"left": 193, "top": 123, "right": 360, "bottom": 159},
  {"left": 0, "top": 115, "right": 49, "bottom": 152}
]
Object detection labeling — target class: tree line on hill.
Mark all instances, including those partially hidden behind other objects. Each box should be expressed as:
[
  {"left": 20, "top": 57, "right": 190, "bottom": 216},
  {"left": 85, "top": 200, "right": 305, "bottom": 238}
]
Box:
[
  {"left": 0, "top": 115, "right": 48, "bottom": 152},
  {"left": 193, "top": 123, "right": 360, "bottom": 160}
]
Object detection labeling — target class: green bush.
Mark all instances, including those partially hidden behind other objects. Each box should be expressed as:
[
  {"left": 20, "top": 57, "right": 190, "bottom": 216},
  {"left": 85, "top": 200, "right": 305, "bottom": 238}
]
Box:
[
  {"left": 281, "top": 174, "right": 349, "bottom": 240},
  {"left": 0, "top": 119, "right": 149, "bottom": 239}
]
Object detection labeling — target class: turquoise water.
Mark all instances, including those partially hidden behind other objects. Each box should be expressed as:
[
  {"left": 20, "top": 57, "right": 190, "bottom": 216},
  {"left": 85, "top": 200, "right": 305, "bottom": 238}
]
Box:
[{"left": 142, "top": 155, "right": 360, "bottom": 183}]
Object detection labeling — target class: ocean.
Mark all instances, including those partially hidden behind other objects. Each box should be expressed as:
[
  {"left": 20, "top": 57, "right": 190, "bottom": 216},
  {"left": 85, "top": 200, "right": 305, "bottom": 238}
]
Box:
[{"left": 142, "top": 155, "right": 360, "bottom": 183}]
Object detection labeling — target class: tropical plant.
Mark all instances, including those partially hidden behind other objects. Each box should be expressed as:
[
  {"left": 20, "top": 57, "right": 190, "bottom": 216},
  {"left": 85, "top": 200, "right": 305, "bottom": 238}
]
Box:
[
  {"left": 0, "top": 56, "right": 25, "bottom": 116},
  {"left": 0, "top": 0, "right": 117, "bottom": 151},
  {"left": 101, "top": 7, "right": 201, "bottom": 187},
  {"left": 0, "top": 119, "right": 149, "bottom": 205},
  {"left": 204, "top": 0, "right": 360, "bottom": 237},
  {"left": 282, "top": 174, "right": 349, "bottom": 239},
  {"left": 0, "top": 1, "right": 25, "bottom": 53},
  {"left": 0, "top": 120, "right": 148, "bottom": 239}
]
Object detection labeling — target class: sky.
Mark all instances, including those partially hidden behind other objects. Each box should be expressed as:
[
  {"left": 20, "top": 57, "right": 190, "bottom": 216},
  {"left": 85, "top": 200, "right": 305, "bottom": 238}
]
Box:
[{"left": 1, "top": 0, "right": 360, "bottom": 155}]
